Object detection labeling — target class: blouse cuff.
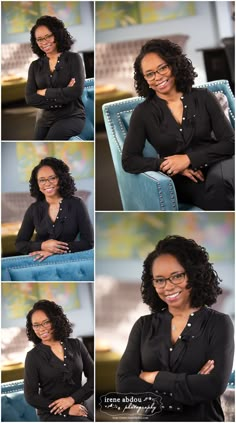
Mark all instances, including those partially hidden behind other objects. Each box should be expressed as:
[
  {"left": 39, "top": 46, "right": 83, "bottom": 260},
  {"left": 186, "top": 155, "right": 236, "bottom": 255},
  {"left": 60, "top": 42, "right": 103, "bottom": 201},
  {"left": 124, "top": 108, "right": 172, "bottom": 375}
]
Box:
[
  {"left": 153, "top": 370, "right": 180, "bottom": 393},
  {"left": 187, "top": 151, "right": 209, "bottom": 171}
]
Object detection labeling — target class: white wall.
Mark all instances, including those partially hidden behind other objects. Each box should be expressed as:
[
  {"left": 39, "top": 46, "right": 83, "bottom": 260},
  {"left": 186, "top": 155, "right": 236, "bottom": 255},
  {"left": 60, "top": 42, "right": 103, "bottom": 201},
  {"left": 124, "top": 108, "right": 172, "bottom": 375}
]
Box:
[
  {"left": 96, "top": 1, "right": 232, "bottom": 84},
  {"left": 1, "top": 1, "right": 94, "bottom": 52}
]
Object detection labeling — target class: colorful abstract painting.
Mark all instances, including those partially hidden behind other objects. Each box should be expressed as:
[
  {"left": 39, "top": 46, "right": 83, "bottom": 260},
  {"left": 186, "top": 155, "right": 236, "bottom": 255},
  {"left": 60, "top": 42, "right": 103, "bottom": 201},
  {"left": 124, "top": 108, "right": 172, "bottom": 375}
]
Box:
[
  {"left": 16, "top": 142, "right": 94, "bottom": 182},
  {"left": 96, "top": 1, "right": 195, "bottom": 30},
  {"left": 2, "top": 1, "right": 81, "bottom": 34},
  {"left": 2, "top": 283, "right": 80, "bottom": 319},
  {"left": 96, "top": 212, "right": 234, "bottom": 261}
]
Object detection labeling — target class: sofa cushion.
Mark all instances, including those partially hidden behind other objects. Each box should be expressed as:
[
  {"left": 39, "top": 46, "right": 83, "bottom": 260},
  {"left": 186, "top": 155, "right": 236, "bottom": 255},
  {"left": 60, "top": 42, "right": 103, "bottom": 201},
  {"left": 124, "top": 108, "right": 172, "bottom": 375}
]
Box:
[{"left": 1, "top": 393, "right": 38, "bottom": 422}]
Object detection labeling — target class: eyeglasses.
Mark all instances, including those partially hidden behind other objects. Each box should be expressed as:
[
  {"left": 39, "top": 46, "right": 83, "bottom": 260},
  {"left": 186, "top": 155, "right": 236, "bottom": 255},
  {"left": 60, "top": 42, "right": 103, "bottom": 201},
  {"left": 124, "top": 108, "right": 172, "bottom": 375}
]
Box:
[
  {"left": 37, "top": 176, "right": 58, "bottom": 185},
  {"left": 144, "top": 64, "right": 170, "bottom": 81},
  {"left": 152, "top": 272, "right": 186, "bottom": 289},
  {"left": 32, "top": 319, "right": 51, "bottom": 330},
  {"left": 36, "top": 33, "right": 54, "bottom": 44}
]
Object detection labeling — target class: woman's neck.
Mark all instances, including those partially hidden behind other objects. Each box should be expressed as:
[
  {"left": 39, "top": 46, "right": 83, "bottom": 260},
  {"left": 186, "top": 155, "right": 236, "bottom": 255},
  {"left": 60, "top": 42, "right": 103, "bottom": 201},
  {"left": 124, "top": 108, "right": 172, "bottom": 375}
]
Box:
[
  {"left": 168, "top": 305, "right": 201, "bottom": 318},
  {"left": 42, "top": 339, "right": 60, "bottom": 347},
  {"left": 157, "top": 89, "right": 183, "bottom": 103},
  {"left": 46, "top": 51, "right": 60, "bottom": 60},
  {"left": 45, "top": 195, "right": 62, "bottom": 205}
]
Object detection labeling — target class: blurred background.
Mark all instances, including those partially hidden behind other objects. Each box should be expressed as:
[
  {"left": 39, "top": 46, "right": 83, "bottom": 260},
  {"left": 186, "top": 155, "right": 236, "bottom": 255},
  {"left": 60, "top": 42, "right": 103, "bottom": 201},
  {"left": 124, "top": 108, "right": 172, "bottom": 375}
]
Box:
[
  {"left": 1, "top": 141, "right": 94, "bottom": 257},
  {"left": 96, "top": 0, "right": 235, "bottom": 210},
  {"left": 1, "top": 0, "right": 94, "bottom": 140},
  {"left": 1, "top": 282, "right": 94, "bottom": 383},
  {"left": 95, "top": 211, "right": 234, "bottom": 412}
]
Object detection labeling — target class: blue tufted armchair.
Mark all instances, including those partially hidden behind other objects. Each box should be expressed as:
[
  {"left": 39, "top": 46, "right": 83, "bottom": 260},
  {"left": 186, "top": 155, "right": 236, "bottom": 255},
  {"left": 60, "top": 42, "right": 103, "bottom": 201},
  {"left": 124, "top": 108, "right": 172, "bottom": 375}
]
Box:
[
  {"left": 1, "top": 249, "right": 94, "bottom": 282},
  {"left": 102, "top": 80, "right": 235, "bottom": 211},
  {"left": 69, "top": 77, "right": 94, "bottom": 140}
]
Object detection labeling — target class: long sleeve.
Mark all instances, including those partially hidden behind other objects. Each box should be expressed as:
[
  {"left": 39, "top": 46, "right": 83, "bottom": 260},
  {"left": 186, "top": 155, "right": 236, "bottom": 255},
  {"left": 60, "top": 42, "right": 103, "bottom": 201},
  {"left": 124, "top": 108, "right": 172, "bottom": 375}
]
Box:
[
  {"left": 67, "top": 198, "right": 94, "bottom": 253},
  {"left": 153, "top": 313, "right": 234, "bottom": 406},
  {"left": 70, "top": 340, "right": 94, "bottom": 404},
  {"left": 25, "top": 61, "right": 52, "bottom": 109},
  {"left": 187, "top": 90, "right": 234, "bottom": 169},
  {"left": 15, "top": 204, "right": 42, "bottom": 254},
  {"left": 24, "top": 351, "right": 51, "bottom": 410},
  {"left": 122, "top": 104, "right": 162, "bottom": 173}
]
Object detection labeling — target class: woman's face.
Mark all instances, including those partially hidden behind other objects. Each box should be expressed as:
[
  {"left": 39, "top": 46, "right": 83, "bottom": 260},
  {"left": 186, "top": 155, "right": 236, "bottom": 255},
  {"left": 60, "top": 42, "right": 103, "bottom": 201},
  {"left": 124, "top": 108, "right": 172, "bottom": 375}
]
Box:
[
  {"left": 141, "top": 52, "right": 176, "bottom": 96},
  {"left": 35, "top": 25, "right": 58, "bottom": 55},
  {"left": 152, "top": 253, "right": 191, "bottom": 310},
  {"left": 31, "top": 309, "right": 54, "bottom": 343},
  {"left": 37, "top": 165, "right": 60, "bottom": 199}
]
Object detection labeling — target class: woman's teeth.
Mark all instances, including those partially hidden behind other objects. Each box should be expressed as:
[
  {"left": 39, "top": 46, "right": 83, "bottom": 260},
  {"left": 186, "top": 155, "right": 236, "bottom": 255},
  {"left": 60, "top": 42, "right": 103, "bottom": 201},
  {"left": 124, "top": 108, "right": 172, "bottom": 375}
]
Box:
[{"left": 166, "top": 291, "right": 180, "bottom": 300}]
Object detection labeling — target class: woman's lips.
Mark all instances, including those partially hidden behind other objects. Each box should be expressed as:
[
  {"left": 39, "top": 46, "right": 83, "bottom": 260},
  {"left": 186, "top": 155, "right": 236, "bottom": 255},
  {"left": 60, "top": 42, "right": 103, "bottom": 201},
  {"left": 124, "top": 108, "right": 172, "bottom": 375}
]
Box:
[{"left": 165, "top": 291, "right": 181, "bottom": 302}]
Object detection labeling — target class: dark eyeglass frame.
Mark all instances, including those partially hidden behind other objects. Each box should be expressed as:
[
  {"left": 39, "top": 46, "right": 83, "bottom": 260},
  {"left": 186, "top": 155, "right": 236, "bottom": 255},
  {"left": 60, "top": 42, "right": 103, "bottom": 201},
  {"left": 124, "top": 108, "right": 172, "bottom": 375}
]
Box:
[
  {"left": 144, "top": 64, "right": 170, "bottom": 81},
  {"left": 32, "top": 319, "right": 51, "bottom": 330},
  {"left": 36, "top": 33, "right": 54, "bottom": 44},
  {"left": 152, "top": 271, "right": 186, "bottom": 289},
  {"left": 37, "top": 175, "right": 58, "bottom": 185}
]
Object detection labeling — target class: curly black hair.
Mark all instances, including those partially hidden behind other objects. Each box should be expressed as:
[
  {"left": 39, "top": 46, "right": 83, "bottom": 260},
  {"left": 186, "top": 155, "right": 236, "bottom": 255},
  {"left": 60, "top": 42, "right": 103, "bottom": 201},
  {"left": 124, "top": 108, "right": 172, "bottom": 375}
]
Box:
[
  {"left": 30, "top": 157, "right": 76, "bottom": 201},
  {"left": 26, "top": 299, "right": 73, "bottom": 345},
  {"left": 134, "top": 39, "right": 198, "bottom": 97},
  {"left": 30, "top": 15, "right": 74, "bottom": 57},
  {"left": 141, "top": 235, "right": 222, "bottom": 313}
]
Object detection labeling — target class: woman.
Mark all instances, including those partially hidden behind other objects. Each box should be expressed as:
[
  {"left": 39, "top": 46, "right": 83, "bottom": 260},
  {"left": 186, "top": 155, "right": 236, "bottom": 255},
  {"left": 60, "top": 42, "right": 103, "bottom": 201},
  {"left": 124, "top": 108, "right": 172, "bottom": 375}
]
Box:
[
  {"left": 26, "top": 15, "right": 86, "bottom": 140},
  {"left": 117, "top": 235, "right": 234, "bottom": 421},
  {"left": 15, "top": 157, "right": 94, "bottom": 261},
  {"left": 24, "top": 300, "right": 94, "bottom": 421},
  {"left": 122, "top": 39, "right": 234, "bottom": 210}
]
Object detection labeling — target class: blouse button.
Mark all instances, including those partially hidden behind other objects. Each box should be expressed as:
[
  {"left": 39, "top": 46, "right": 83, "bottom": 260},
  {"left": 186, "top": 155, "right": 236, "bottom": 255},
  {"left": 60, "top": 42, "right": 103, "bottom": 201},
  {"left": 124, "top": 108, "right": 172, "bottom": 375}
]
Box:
[
  {"left": 179, "top": 128, "right": 183, "bottom": 131},
  {"left": 180, "top": 96, "right": 184, "bottom": 100},
  {"left": 184, "top": 105, "right": 187, "bottom": 108},
  {"left": 60, "top": 208, "right": 62, "bottom": 211},
  {"left": 64, "top": 347, "right": 67, "bottom": 350},
  {"left": 64, "top": 363, "right": 66, "bottom": 366},
  {"left": 182, "top": 117, "right": 186, "bottom": 120},
  {"left": 169, "top": 347, "right": 173, "bottom": 351},
  {"left": 52, "top": 225, "right": 55, "bottom": 228},
  {"left": 56, "top": 216, "right": 59, "bottom": 219},
  {"left": 64, "top": 356, "right": 67, "bottom": 358},
  {"left": 187, "top": 323, "right": 191, "bottom": 327},
  {"left": 190, "top": 313, "right": 194, "bottom": 316},
  {"left": 179, "top": 335, "right": 181, "bottom": 339},
  {"left": 169, "top": 406, "right": 173, "bottom": 409}
]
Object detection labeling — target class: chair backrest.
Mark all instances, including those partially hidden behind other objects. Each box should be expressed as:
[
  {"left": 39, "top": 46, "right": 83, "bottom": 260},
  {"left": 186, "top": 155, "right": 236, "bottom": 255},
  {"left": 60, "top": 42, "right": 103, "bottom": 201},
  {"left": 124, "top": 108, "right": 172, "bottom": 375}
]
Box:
[
  {"left": 1, "top": 380, "right": 39, "bottom": 421},
  {"left": 80, "top": 78, "right": 94, "bottom": 140},
  {"left": 103, "top": 80, "right": 234, "bottom": 157}
]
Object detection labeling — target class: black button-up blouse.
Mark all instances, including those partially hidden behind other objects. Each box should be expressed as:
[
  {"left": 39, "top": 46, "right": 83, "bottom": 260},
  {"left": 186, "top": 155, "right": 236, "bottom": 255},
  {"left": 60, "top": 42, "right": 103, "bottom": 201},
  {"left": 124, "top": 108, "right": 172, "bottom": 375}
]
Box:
[
  {"left": 25, "top": 51, "right": 85, "bottom": 126},
  {"left": 15, "top": 197, "right": 94, "bottom": 254},
  {"left": 117, "top": 307, "right": 234, "bottom": 421},
  {"left": 122, "top": 89, "right": 234, "bottom": 173},
  {"left": 24, "top": 338, "right": 94, "bottom": 418}
]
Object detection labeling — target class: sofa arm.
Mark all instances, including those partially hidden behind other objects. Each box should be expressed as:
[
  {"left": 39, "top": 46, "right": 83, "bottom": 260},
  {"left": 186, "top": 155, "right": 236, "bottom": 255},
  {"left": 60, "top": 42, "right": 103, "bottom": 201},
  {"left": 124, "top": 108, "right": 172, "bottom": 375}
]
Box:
[
  {"left": 1, "top": 249, "right": 94, "bottom": 282},
  {"left": 117, "top": 168, "right": 179, "bottom": 211},
  {"left": 1, "top": 380, "right": 39, "bottom": 422}
]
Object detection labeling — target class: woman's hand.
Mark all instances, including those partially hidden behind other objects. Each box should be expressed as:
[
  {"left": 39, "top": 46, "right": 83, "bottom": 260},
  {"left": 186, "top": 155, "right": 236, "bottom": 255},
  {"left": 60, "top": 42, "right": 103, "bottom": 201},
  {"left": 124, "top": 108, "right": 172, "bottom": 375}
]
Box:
[
  {"left": 198, "top": 360, "right": 215, "bottom": 375},
  {"left": 29, "top": 250, "right": 53, "bottom": 262},
  {"left": 67, "top": 78, "right": 76, "bottom": 87},
  {"left": 180, "top": 168, "right": 205, "bottom": 183},
  {"left": 41, "top": 239, "right": 69, "bottom": 254},
  {"left": 37, "top": 89, "right": 46, "bottom": 96},
  {"left": 160, "top": 154, "right": 191, "bottom": 176},
  {"left": 69, "top": 404, "right": 88, "bottom": 417},
  {"left": 139, "top": 370, "right": 159, "bottom": 384},
  {"left": 49, "top": 396, "right": 75, "bottom": 415}
]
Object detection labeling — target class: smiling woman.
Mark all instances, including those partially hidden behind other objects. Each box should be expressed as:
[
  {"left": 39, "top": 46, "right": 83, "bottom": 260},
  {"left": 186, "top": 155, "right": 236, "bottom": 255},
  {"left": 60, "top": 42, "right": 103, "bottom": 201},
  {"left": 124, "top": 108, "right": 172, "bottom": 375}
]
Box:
[
  {"left": 26, "top": 15, "right": 85, "bottom": 140},
  {"left": 15, "top": 157, "right": 94, "bottom": 261},
  {"left": 116, "top": 235, "right": 234, "bottom": 422},
  {"left": 24, "top": 300, "right": 94, "bottom": 421},
  {"left": 122, "top": 39, "right": 234, "bottom": 211}
]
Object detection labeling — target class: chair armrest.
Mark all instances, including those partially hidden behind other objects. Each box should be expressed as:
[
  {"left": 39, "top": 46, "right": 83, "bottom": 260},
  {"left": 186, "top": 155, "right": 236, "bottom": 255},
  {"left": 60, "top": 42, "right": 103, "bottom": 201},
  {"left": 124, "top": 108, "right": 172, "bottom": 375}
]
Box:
[
  {"left": 1, "top": 250, "right": 94, "bottom": 282},
  {"left": 118, "top": 168, "right": 178, "bottom": 211}
]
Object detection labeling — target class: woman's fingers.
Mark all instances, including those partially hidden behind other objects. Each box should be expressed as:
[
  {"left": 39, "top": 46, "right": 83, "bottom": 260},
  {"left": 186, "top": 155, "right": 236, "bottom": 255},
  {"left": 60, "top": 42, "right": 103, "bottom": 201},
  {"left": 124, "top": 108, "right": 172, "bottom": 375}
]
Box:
[{"left": 198, "top": 360, "right": 214, "bottom": 374}]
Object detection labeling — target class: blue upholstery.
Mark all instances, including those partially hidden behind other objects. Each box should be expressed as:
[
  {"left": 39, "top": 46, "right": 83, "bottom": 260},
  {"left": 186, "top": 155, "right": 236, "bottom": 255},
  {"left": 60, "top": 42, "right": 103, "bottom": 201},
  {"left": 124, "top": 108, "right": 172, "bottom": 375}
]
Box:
[
  {"left": 1, "top": 380, "right": 39, "bottom": 422},
  {"left": 69, "top": 78, "right": 94, "bottom": 140},
  {"left": 1, "top": 249, "right": 94, "bottom": 282},
  {"left": 1, "top": 379, "right": 94, "bottom": 422},
  {"left": 102, "top": 80, "right": 235, "bottom": 211}
]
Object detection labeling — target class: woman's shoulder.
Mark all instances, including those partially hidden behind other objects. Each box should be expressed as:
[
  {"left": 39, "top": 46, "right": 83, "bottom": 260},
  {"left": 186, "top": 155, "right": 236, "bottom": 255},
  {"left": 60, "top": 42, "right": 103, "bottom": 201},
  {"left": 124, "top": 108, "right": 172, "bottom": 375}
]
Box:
[
  {"left": 63, "top": 196, "right": 84, "bottom": 205},
  {"left": 63, "top": 51, "right": 82, "bottom": 63},
  {"left": 206, "top": 307, "right": 233, "bottom": 323}
]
